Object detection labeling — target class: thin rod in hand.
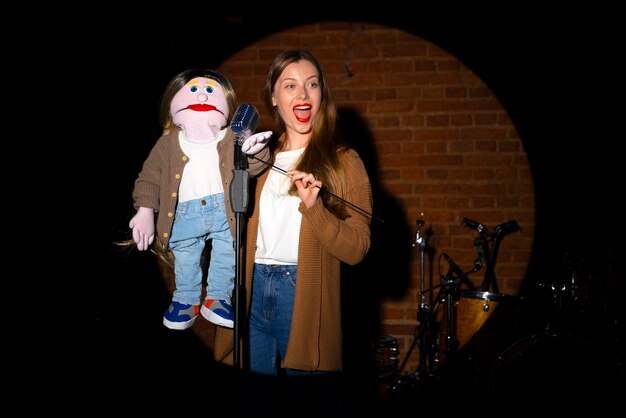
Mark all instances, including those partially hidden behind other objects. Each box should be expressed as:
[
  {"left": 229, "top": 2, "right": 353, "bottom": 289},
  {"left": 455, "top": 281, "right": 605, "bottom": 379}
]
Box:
[{"left": 251, "top": 155, "right": 385, "bottom": 223}]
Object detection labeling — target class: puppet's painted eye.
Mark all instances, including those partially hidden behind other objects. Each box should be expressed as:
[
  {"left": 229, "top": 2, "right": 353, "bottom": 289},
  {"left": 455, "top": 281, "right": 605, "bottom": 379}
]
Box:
[
  {"left": 205, "top": 86, "right": 215, "bottom": 94},
  {"left": 189, "top": 86, "right": 199, "bottom": 93}
]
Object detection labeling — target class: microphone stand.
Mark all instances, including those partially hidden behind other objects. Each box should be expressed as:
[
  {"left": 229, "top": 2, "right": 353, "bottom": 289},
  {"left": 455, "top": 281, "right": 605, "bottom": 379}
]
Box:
[{"left": 230, "top": 137, "right": 249, "bottom": 369}]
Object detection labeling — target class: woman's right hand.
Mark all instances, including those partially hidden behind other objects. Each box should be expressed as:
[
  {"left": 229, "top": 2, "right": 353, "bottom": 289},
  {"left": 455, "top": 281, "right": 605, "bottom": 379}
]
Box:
[{"left": 287, "top": 170, "right": 322, "bottom": 208}]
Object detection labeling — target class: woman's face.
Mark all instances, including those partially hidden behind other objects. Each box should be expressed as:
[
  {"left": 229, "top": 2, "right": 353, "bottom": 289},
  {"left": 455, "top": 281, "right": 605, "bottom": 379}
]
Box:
[{"left": 271, "top": 59, "right": 321, "bottom": 136}]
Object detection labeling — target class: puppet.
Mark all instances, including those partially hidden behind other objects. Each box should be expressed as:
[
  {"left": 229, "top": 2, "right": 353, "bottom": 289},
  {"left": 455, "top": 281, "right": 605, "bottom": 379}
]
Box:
[{"left": 129, "top": 69, "right": 271, "bottom": 330}]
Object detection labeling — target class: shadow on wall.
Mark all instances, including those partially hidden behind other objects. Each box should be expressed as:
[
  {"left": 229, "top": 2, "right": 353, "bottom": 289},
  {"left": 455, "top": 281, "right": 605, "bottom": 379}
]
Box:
[
  {"left": 338, "top": 107, "right": 413, "bottom": 395},
  {"left": 339, "top": 105, "right": 413, "bottom": 311}
]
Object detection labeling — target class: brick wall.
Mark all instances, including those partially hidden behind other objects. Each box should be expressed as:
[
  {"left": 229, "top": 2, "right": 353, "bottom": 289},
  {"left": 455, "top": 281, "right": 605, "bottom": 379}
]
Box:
[{"left": 216, "top": 21, "right": 534, "bottom": 374}]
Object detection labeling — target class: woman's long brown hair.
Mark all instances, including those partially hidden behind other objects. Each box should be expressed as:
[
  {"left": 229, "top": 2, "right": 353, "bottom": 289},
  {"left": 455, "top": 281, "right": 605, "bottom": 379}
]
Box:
[{"left": 263, "top": 49, "right": 350, "bottom": 219}]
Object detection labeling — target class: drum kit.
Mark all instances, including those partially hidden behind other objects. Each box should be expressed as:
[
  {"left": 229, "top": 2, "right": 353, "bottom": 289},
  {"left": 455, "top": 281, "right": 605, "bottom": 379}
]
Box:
[
  {"left": 375, "top": 217, "right": 522, "bottom": 390},
  {"left": 373, "top": 217, "right": 624, "bottom": 412}
]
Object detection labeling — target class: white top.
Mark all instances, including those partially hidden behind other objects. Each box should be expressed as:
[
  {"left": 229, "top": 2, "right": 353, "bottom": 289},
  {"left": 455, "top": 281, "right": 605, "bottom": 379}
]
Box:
[
  {"left": 177, "top": 129, "right": 225, "bottom": 202},
  {"left": 255, "top": 147, "right": 306, "bottom": 265}
]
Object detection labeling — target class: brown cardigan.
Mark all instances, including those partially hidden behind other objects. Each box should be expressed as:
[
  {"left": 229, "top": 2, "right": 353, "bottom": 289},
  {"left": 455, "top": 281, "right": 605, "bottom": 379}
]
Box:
[
  {"left": 214, "top": 148, "right": 372, "bottom": 371},
  {"left": 132, "top": 127, "right": 271, "bottom": 250}
]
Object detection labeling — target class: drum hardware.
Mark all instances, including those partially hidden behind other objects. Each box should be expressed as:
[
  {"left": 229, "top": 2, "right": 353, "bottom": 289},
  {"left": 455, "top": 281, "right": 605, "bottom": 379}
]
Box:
[
  {"left": 388, "top": 216, "right": 437, "bottom": 389},
  {"left": 462, "top": 217, "right": 521, "bottom": 294},
  {"left": 440, "top": 218, "right": 520, "bottom": 361},
  {"left": 390, "top": 250, "right": 481, "bottom": 390},
  {"left": 414, "top": 217, "right": 430, "bottom": 381},
  {"left": 438, "top": 253, "right": 486, "bottom": 358},
  {"left": 538, "top": 250, "right": 594, "bottom": 314},
  {"left": 373, "top": 335, "right": 400, "bottom": 383},
  {"left": 389, "top": 217, "right": 520, "bottom": 391}
]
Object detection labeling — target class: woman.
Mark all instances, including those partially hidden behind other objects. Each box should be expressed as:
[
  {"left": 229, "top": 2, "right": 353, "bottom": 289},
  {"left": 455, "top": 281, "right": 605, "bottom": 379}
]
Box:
[{"left": 215, "top": 50, "right": 373, "bottom": 415}]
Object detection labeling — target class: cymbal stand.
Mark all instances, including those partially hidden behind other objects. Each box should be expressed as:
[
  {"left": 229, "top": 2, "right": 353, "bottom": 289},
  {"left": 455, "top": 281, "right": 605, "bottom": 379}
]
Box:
[
  {"left": 389, "top": 218, "right": 433, "bottom": 388},
  {"left": 414, "top": 218, "right": 429, "bottom": 380},
  {"left": 390, "top": 279, "right": 444, "bottom": 390},
  {"left": 391, "top": 261, "right": 470, "bottom": 390}
]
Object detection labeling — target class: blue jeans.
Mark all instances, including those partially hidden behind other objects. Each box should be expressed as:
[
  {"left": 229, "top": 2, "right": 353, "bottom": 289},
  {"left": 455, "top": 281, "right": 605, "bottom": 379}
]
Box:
[
  {"left": 249, "top": 263, "right": 328, "bottom": 377},
  {"left": 168, "top": 194, "right": 235, "bottom": 305},
  {"left": 247, "top": 263, "right": 345, "bottom": 416}
]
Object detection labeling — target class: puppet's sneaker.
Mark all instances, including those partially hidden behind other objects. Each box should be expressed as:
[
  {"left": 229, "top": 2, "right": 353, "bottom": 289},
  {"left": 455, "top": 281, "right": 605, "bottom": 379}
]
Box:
[
  {"left": 201, "top": 299, "right": 234, "bottom": 328},
  {"left": 163, "top": 301, "right": 199, "bottom": 330}
]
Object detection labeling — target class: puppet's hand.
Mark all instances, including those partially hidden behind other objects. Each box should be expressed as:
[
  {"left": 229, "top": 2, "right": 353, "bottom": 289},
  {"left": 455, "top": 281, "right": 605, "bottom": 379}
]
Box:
[
  {"left": 129, "top": 207, "right": 155, "bottom": 251},
  {"left": 241, "top": 131, "right": 272, "bottom": 155}
]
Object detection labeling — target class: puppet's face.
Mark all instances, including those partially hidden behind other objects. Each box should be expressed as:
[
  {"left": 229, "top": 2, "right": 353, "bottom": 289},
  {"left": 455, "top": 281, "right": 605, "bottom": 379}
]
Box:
[{"left": 171, "top": 77, "right": 229, "bottom": 129}]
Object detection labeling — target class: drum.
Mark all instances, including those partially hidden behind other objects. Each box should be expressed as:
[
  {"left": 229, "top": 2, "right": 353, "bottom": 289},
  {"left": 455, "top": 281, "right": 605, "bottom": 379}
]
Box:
[
  {"left": 438, "top": 290, "right": 514, "bottom": 359},
  {"left": 372, "top": 335, "right": 400, "bottom": 382},
  {"left": 456, "top": 290, "right": 512, "bottom": 348}
]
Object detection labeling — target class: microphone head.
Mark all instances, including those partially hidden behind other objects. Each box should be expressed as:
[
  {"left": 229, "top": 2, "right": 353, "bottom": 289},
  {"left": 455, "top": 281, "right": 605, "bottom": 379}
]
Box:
[{"left": 231, "top": 103, "right": 259, "bottom": 141}]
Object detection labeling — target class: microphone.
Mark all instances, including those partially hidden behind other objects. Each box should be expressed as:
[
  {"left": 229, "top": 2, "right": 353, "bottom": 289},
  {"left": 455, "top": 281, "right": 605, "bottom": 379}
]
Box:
[
  {"left": 468, "top": 241, "right": 484, "bottom": 271},
  {"left": 442, "top": 253, "right": 474, "bottom": 288},
  {"left": 230, "top": 103, "right": 259, "bottom": 144}
]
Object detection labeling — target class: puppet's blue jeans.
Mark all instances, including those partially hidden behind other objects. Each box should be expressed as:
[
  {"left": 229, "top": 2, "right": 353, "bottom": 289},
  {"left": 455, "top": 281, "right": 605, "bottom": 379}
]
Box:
[{"left": 168, "top": 193, "right": 235, "bottom": 305}]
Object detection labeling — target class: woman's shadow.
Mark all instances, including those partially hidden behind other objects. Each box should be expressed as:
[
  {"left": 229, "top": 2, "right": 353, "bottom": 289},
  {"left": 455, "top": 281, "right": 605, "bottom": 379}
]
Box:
[{"left": 338, "top": 107, "right": 414, "bottom": 409}]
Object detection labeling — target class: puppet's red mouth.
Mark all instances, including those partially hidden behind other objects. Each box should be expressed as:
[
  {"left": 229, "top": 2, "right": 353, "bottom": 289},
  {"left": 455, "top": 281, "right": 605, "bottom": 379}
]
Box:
[{"left": 188, "top": 104, "right": 217, "bottom": 112}]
